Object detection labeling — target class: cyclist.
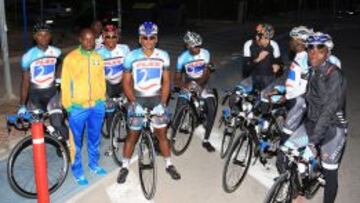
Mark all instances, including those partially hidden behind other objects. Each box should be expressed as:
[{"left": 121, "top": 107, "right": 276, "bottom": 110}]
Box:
[
  {"left": 91, "top": 20, "right": 104, "bottom": 49},
  {"left": 174, "top": 31, "right": 217, "bottom": 152},
  {"left": 243, "top": 23, "right": 282, "bottom": 91},
  {"left": 117, "top": 21, "right": 181, "bottom": 183},
  {"left": 282, "top": 32, "right": 347, "bottom": 203},
  {"left": 96, "top": 23, "right": 130, "bottom": 136},
  {"left": 18, "top": 21, "right": 68, "bottom": 142},
  {"left": 61, "top": 28, "right": 107, "bottom": 185}
]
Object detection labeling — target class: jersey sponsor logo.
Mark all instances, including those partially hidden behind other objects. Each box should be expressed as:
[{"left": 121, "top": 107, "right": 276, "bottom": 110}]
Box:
[
  {"left": 133, "top": 59, "right": 163, "bottom": 92},
  {"left": 184, "top": 59, "right": 206, "bottom": 78},
  {"left": 30, "top": 57, "right": 56, "bottom": 85},
  {"left": 104, "top": 57, "right": 124, "bottom": 83}
]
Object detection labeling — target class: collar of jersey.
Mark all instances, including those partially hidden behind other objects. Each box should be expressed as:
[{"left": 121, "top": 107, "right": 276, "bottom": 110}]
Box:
[{"left": 79, "top": 46, "right": 94, "bottom": 56}]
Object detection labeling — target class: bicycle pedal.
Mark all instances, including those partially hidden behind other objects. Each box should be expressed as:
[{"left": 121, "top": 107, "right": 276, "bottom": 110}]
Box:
[
  {"left": 179, "top": 128, "right": 190, "bottom": 134},
  {"left": 233, "top": 159, "right": 245, "bottom": 167}
]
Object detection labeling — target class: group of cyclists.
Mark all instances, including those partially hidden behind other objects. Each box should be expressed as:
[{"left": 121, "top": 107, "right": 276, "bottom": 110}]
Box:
[{"left": 16, "top": 18, "right": 347, "bottom": 203}]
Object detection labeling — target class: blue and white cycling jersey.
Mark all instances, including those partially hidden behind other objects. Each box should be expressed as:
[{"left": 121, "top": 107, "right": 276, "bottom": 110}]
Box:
[
  {"left": 21, "top": 46, "right": 61, "bottom": 89},
  {"left": 328, "top": 55, "right": 341, "bottom": 69},
  {"left": 176, "top": 48, "right": 210, "bottom": 80},
  {"left": 124, "top": 48, "right": 170, "bottom": 97},
  {"left": 96, "top": 44, "right": 130, "bottom": 84},
  {"left": 285, "top": 51, "right": 309, "bottom": 100}
]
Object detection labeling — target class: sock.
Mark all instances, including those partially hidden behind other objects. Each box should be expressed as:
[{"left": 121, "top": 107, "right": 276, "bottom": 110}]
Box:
[
  {"left": 203, "top": 139, "right": 209, "bottom": 143},
  {"left": 164, "top": 157, "right": 172, "bottom": 168},
  {"left": 122, "top": 158, "right": 130, "bottom": 169}
]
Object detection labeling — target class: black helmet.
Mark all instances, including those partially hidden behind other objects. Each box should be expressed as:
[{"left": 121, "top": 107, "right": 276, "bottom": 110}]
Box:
[{"left": 32, "top": 21, "right": 51, "bottom": 35}]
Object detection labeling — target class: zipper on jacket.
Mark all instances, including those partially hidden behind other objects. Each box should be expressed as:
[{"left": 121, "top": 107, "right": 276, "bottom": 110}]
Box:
[{"left": 88, "top": 54, "right": 92, "bottom": 107}]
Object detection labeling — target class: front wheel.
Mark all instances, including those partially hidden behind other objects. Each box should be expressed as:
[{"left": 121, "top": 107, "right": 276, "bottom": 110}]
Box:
[
  {"left": 170, "top": 105, "right": 195, "bottom": 156},
  {"left": 263, "top": 172, "right": 293, "bottom": 203},
  {"left": 138, "top": 131, "right": 157, "bottom": 200},
  {"left": 220, "top": 126, "right": 235, "bottom": 159},
  {"left": 222, "top": 132, "right": 253, "bottom": 193},
  {"left": 110, "top": 111, "right": 128, "bottom": 166},
  {"left": 7, "top": 134, "right": 69, "bottom": 198}
]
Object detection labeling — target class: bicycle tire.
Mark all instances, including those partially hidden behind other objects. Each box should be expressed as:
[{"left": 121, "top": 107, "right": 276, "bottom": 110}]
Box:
[
  {"left": 263, "top": 172, "right": 292, "bottom": 203},
  {"left": 170, "top": 104, "right": 195, "bottom": 156},
  {"left": 7, "top": 134, "right": 69, "bottom": 198},
  {"left": 220, "top": 128, "right": 235, "bottom": 159},
  {"left": 138, "top": 131, "right": 157, "bottom": 200},
  {"left": 222, "top": 132, "right": 253, "bottom": 193},
  {"left": 110, "top": 111, "right": 127, "bottom": 166},
  {"left": 101, "top": 119, "right": 110, "bottom": 139}
]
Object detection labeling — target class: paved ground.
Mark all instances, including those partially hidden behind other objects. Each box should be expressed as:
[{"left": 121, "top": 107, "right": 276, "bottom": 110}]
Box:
[{"left": 1, "top": 10, "right": 360, "bottom": 203}]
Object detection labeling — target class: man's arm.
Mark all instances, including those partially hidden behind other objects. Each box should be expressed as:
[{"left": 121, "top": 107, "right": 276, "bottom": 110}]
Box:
[
  {"left": 19, "top": 71, "right": 30, "bottom": 105},
  {"left": 60, "top": 56, "right": 72, "bottom": 111},
  {"left": 311, "top": 70, "right": 343, "bottom": 144},
  {"left": 161, "top": 70, "right": 171, "bottom": 105},
  {"left": 122, "top": 72, "right": 136, "bottom": 103},
  {"left": 174, "top": 72, "right": 186, "bottom": 89}
]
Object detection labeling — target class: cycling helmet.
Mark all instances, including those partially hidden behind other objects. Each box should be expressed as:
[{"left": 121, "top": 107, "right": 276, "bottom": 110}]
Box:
[
  {"left": 103, "top": 23, "right": 118, "bottom": 33},
  {"left": 289, "top": 26, "right": 314, "bottom": 42},
  {"left": 32, "top": 21, "right": 51, "bottom": 35},
  {"left": 138, "top": 21, "right": 158, "bottom": 36},
  {"left": 183, "top": 31, "right": 203, "bottom": 47},
  {"left": 306, "top": 32, "right": 334, "bottom": 50},
  {"left": 256, "top": 23, "right": 275, "bottom": 39}
]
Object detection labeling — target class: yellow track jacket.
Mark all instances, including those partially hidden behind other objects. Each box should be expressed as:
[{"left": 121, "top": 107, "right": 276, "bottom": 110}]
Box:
[{"left": 61, "top": 47, "right": 106, "bottom": 111}]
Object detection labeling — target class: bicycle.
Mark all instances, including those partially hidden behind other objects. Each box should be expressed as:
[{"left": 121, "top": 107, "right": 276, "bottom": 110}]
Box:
[
  {"left": 218, "top": 84, "right": 254, "bottom": 159},
  {"left": 222, "top": 95, "right": 286, "bottom": 193},
  {"left": 133, "top": 108, "right": 163, "bottom": 200},
  {"left": 104, "top": 96, "right": 128, "bottom": 167},
  {"left": 6, "top": 109, "right": 70, "bottom": 198},
  {"left": 170, "top": 83, "right": 218, "bottom": 156},
  {"left": 264, "top": 145, "right": 323, "bottom": 203}
]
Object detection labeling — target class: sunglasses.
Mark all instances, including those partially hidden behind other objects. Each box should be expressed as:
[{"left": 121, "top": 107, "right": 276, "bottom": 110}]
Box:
[
  {"left": 105, "top": 35, "right": 118, "bottom": 39},
  {"left": 307, "top": 44, "right": 326, "bottom": 50},
  {"left": 141, "top": 36, "right": 156, "bottom": 41}
]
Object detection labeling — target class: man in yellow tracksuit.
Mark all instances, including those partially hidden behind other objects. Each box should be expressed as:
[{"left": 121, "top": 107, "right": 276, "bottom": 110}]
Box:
[{"left": 61, "top": 28, "right": 107, "bottom": 185}]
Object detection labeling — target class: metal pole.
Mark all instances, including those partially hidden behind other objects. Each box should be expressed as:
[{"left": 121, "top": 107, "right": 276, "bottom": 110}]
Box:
[
  {"left": 117, "top": 0, "right": 122, "bottom": 30},
  {"left": 0, "top": 0, "right": 16, "bottom": 100},
  {"left": 92, "top": 0, "right": 97, "bottom": 20},
  {"left": 22, "top": 0, "right": 29, "bottom": 50}
]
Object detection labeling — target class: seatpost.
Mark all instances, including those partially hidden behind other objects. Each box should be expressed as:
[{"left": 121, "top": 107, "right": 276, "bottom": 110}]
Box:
[{"left": 31, "top": 121, "right": 50, "bottom": 203}]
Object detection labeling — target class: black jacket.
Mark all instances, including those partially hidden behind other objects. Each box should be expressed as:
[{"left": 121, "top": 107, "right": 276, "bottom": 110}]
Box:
[{"left": 305, "top": 61, "right": 347, "bottom": 144}]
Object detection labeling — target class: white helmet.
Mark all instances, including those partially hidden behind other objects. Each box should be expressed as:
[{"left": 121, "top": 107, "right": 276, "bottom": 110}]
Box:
[
  {"left": 183, "top": 31, "right": 202, "bottom": 47},
  {"left": 306, "top": 32, "right": 334, "bottom": 50},
  {"left": 289, "top": 26, "right": 314, "bottom": 42}
]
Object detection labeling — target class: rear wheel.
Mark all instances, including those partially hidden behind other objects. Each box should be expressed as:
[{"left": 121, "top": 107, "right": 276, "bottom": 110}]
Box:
[
  {"left": 7, "top": 134, "right": 69, "bottom": 198},
  {"left": 222, "top": 132, "right": 253, "bottom": 193},
  {"left": 170, "top": 105, "right": 195, "bottom": 156},
  {"left": 110, "top": 111, "right": 128, "bottom": 166},
  {"left": 138, "top": 132, "right": 157, "bottom": 200}
]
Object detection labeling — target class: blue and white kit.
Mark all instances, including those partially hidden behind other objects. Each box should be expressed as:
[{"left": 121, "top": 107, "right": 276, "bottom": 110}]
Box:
[
  {"left": 21, "top": 46, "right": 61, "bottom": 89},
  {"left": 124, "top": 48, "right": 170, "bottom": 97},
  {"left": 176, "top": 48, "right": 210, "bottom": 80},
  {"left": 96, "top": 44, "right": 130, "bottom": 85}
]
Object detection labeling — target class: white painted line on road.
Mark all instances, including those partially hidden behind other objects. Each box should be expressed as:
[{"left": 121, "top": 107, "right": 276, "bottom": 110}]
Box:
[
  {"left": 106, "top": 171, "right": 155, "bottom": 203},
  {"left": 194, "top": 125, "right": 278, "bottom": 189}
]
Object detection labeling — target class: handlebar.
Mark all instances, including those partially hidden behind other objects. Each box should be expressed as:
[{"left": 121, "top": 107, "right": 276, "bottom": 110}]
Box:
[{"left": 7, "top": 109, "right": 48, "bottom": 131}]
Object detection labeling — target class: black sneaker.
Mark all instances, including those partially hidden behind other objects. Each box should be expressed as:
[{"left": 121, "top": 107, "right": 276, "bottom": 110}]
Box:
[
  {"left": 117, "top": 168, "right": 129, "bottom": 184},
  {"left": 202, "top": 141, "right": 215, "bottom": 152},
  {"left": 166, "top": 165, "right": 181, "bottom": 180}
]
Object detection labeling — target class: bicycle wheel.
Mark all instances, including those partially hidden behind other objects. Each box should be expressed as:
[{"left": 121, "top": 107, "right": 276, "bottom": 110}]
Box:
[
  {"left": 110, "top": 111, "right": 128, "bottom": 166},
  {"left": 7, "top": 134, "right": 69, "bottom": 198},
  {"left": 138, "top": 131, "right": 157, "bottom": 200},
  {"left": 264, "top": 172, "right": 292, "bottom": 203},
  {"left": 220, "top": 127, "right": 235, "bottom": 159},
  {"left": 170, "top": 105, "right": 195, "bottom": 156},
  {"left": 222, "top": 132, "right": 253, "bottom": 193}
]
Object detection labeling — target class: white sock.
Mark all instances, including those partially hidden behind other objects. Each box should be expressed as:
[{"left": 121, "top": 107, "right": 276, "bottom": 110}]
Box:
[
  {"left": 164, "top": 157, "right": 172, "bottom": 168},
  {"left": 122, "top": 158, "right": 130, "bottom": 169},
  {"left": 203, "top": 139, "right": 209, "bottom": 143}
]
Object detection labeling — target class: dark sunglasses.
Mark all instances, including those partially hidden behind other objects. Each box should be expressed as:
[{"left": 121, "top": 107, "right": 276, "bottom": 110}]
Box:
[
  {"left": 141, "top": 36, "right": 156, "bottom": 41},
  {"left": 307, "top": 44, "right": 326, "bottom": 50},
  {"left": 105, "top": 35, "right": 118, "bottom": 39}
]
